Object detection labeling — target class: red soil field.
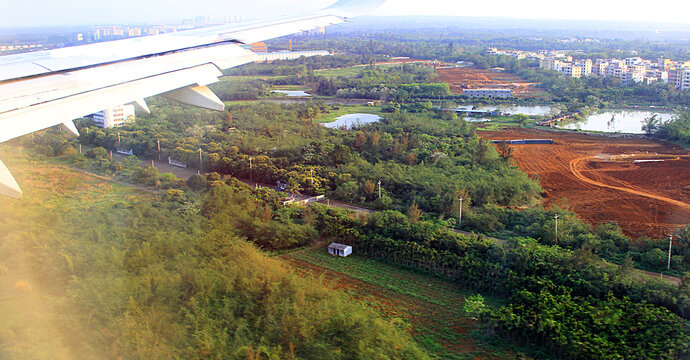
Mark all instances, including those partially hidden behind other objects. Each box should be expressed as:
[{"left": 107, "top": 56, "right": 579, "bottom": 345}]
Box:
[
  {"left": 437, "top": 67, "right": 546, "bottom": 98},
  {"left": 483, "top": 127, "right": 690, "bottom": 239}
]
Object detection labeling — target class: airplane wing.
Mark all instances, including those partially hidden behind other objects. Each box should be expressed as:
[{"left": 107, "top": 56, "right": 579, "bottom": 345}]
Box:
[{"left": 0, "top": 0, "right": 384, "bottom": 198}]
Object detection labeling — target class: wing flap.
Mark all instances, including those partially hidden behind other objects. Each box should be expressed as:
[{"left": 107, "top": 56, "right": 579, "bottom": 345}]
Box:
[
  {"left": 0, "top": 64, "right": 224, "bottom": 143},
  {"left": 0, "top": 0, "right": 385, "bottom": 198},
  {"left": 0, "top": 159, "right": 22, "bottom": 199},
  {"left": 161, "top": 85, "right": 224, "bottom": 111},
  {"left": 0, "top": 43, "right": 256, "bottom": 115}
]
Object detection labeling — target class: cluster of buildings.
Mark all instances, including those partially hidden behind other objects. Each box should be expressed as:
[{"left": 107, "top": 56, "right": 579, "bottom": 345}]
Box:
[
  {"left": 0, "top": 44, "right": 43, "bottom": 53},
  {"left": 486, "top": 47, "right": 570, "bottom": 61},
  {"left": 90, "top": 16, "right": 246, "bottom": 41},
  {"left": 486, "top": 47, "right": 690, "bottom": 90},
  {"left": 540, "top": 54, "right": 690, "bottom": 90},
  {"left": 89, "top": 16, "right": 325, "bottom": 42}
]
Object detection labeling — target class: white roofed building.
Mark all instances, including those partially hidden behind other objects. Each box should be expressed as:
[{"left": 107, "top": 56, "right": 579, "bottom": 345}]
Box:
[{"left": 328, "top": 242, "right": 352, "bottom": 257}]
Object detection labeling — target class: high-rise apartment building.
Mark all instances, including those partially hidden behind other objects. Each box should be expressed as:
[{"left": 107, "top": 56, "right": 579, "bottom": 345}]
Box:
[{"left": 90, "top": 105, "right": 136, "bottom": 128}]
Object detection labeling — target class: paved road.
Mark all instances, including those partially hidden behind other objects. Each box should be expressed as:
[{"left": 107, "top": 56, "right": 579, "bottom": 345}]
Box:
[{"left": 80, "top": 144, "right": 197, "bottom": 179}]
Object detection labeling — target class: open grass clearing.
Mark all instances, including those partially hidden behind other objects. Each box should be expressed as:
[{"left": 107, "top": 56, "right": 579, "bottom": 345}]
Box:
[
  {"left": 219, "top": 75, "right": 287, "bottom": 82},
  {"left": 314, "top": 63, "right": 404, "bottom": 78}
]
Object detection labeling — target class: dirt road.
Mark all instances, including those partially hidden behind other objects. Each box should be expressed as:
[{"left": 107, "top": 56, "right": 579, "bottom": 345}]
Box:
[
  {"left": 570, "top": 156, "right": 690, "bottom": 212},
  {"left": 483, "top": 127, "right": 689, "bottom": 238}
]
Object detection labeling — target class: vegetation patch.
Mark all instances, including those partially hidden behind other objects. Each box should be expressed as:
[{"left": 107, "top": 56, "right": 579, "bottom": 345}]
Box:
[{"left": 282, "top": 246, "right": 530, "bottom": 360}]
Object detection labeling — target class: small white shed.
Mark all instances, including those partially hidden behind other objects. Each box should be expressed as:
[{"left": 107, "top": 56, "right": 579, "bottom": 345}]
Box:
[{"left": 328, "top": 242, "right": 352, "bottom": 257}]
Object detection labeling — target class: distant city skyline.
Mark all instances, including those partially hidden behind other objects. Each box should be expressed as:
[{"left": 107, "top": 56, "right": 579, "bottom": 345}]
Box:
[{"left": 1, "top": 0, "right": 689, "bottom": 28}]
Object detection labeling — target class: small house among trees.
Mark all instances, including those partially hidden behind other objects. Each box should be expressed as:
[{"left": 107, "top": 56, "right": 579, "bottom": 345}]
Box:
[{"left": 328, "top": 242, "right": 352, "bottom": 257}]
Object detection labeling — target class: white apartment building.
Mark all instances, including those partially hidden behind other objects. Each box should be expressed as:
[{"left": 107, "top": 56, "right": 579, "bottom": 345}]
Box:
[
  {"left": 593, "top": 59, "right": 609, "bottom": 76},
  {"left": 669, "top": 69, "right": 690, "bottom": 90},
  {"left": 90, "top": 105, "right": 136, "bottom": 128},
  {"left": 657, "top": 58, "right": 674, "bottom": 71},
  {"left": 646, "top": 70, "right": 668, "bottom": 83},
  {"left": 625, "top": 57, "right": 643, "bottom": 67},
  {"left": 540, "top": 57, "right": 559, "bottom": 70},
  {"left": 577, "top": 59, "right": 592, "bottom": 75},
  {"left": 629, "top": 64, "right": 646, "bottom": 73},
  {"left": 537, "top": 53, "right": 690, "bottom": 89},
  {"left": 683, "top": 71, "right": 690, "bottom": 90},
  {"left": 561, "top": 64, "right": 583, "bottom": 78},
  {"left": 620, "top": 70, "right": 644, "bottom": 84}
]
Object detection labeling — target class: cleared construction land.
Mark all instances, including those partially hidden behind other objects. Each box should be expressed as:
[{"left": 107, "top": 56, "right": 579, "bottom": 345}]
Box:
[
  {"left": 483, "top": 127, "right": 690, "bottom": 239},
  {"left": 437, "top": 67, "right": 546, "bottom": 98}
]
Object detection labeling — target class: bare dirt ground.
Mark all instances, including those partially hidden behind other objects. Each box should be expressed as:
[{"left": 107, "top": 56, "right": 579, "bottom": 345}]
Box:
[
  {"left": 437, "top": 67, "right": 546, "bottom": 98},
  {"left": 482, "top": 127, "right": 690, "bottom": 239}
]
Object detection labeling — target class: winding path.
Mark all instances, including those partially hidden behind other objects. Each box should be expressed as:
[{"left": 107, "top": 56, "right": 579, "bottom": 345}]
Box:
[{"left": 569, "top": 156, "right": 690, "bottom": 211}]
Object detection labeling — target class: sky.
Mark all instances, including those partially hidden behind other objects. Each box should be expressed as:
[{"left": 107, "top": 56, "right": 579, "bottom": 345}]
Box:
[{"left": 0, "top": 0, "right": 689, "bottom": 28}]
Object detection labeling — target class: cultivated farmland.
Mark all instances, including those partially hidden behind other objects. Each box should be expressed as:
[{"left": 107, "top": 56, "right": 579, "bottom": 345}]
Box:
[{"left": 281, "top": 246, "right": 542, "bottom": 360}]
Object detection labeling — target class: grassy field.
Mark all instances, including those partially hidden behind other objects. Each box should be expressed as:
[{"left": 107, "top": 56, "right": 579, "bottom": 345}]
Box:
[
  {"left": 315, "top": 105, "right": 384, "bottom": 123},
  {"left": 0, "top": 145, "right": 151, "bottom": 206},
  {"left": 270, "top": 84, "right": 310, "bottom": 91},
  {"left": 0, "top": 145, "right": 154, "bottom": 359},
  {"left": 281, "top": 245, "right": 540, "bottom": 360},
  {"left": 314, "top": 66, "right": 365, "bottom": 78},
  {"left": 314, "top": 63, "right": 402, "bottom": 78}
]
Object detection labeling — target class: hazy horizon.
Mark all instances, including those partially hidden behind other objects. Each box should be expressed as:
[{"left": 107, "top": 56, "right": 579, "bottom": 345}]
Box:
[{"left": 1, "top": 0, "right": 690, "bottom": 29}]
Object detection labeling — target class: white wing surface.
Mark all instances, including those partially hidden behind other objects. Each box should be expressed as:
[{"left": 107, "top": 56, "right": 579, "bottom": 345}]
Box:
[{"left": 0, "top": 0, "right": 384, "bottom": 198}]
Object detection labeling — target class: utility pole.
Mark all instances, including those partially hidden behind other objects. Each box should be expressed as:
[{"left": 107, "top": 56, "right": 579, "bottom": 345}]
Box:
[
  {"left": 157, "top": 139, "right": 161, "bottom": 161},
  {"left": 458, "top": 197, "right": 463, "bottom": 228},
  {"left": 249, "top": 157, "right": 253, "bottom": 182},
  {"left": 117, "top": 132, "right": 121, "bottom": 149},
  {"left": 378, "top": 180, "right": 382, "bottom": 199},
  {"left": 198, "top": 148, "right": 202, "bottom": 175},
  {"left": 554, "top": 214, "right": 559, "bottom": 243},
  {"left": 668, "top": 235, "right": 673, "bottom": 270}
]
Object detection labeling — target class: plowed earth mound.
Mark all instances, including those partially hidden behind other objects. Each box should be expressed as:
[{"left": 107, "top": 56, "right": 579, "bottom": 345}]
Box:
[
  {"left": 437, "top": 67, "right": 546, "bottom": 98},
  {"left": 483, "top": 127, "right": 690, "bottom": 238}
]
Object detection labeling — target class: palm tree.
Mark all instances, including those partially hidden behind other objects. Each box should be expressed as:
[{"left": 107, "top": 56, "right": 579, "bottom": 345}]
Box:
[{"left": 641, "top": 114, "right": 660, "bottom": 136}]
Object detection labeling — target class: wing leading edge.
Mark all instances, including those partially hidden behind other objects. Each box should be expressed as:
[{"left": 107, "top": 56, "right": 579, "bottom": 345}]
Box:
[{"left": 0, "top": 0, "right": 385, "bottom": 198}]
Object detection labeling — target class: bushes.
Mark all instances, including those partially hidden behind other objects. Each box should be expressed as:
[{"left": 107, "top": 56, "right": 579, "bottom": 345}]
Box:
[
  {"left": 305, "top": 205, "right": 690, "bottom": 358},
  {"left": 497, "top": 289, "right": 690, "bottom": 360}
]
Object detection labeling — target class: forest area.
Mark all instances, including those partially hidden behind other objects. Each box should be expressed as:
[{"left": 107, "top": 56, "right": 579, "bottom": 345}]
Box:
[
  {"left": 0, "top": 151, "right": 428, "bottom": 359},
  {"left": 11, "top": 88, "right": 690, "bottom": 358},
  {"left": 2, "top": 26, "right": 690, "bottom": 360}
]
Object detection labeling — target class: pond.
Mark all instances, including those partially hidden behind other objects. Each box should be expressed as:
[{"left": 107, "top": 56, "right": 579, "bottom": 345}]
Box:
[
  {"left": 322, "top": 113, "right": 381, "bottom": 129},
  {"left": 560, "top": 109, "right": 674, "bottom": 134},
  {"left": 270, "top": 90, "right": 311, "bottom": 97}
]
